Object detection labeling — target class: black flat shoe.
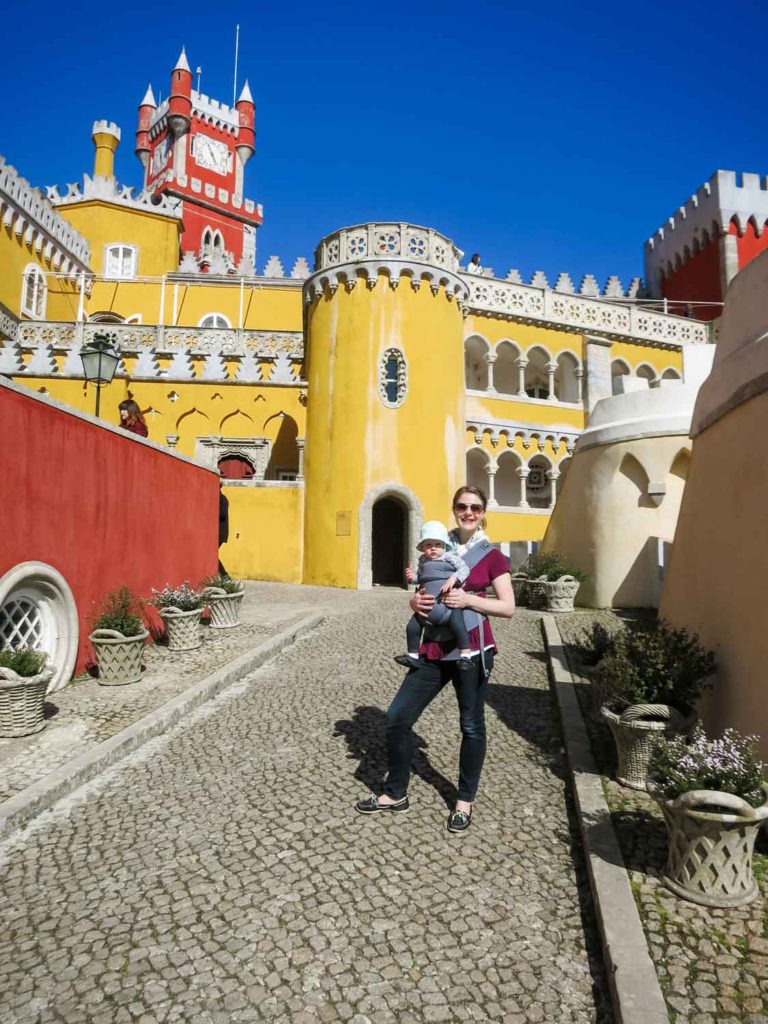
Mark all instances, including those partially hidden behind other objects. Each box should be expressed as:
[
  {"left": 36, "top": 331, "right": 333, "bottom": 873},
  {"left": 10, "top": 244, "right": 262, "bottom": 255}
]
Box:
[
  {"left": 356, "top": 794, "right": 409, "bottom": 814},
  {"left": 447, "top": 808, "right": 472, "bottom": 833},
  {"left": 393, "top": 654, "right": 419, "bottom": 668}
]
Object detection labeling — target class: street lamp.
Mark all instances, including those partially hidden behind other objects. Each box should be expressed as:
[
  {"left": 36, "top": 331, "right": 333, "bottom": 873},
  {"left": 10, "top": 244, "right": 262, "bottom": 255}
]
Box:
[{"left": 80, "top": 333, "right": 120, "bottom": 417}]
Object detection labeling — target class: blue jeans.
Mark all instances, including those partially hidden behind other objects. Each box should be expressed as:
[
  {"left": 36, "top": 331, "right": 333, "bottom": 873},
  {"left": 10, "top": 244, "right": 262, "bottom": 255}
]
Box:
[{"left": 383, "top": 653, "right": 493, "bottom": 803}]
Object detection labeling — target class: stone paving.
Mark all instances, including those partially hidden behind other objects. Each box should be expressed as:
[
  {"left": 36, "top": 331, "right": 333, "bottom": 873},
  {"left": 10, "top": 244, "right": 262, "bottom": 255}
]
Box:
[
  {"left": 558, "top": 610, "right": 768, "bottom": 1024},
  {"left": 0, "top": 582, "right": 326, "bottom": 803},
  {"left": 0, "top": 584, "right": 611, "bottom": 1023}
]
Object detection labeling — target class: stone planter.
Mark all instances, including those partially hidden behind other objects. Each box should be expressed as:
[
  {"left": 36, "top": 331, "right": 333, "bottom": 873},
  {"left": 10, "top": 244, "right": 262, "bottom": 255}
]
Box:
[
  {"left": 525, "top": 576, "right": 549, "bottom": 611},
  {"left": 601, "top": 702, "right": 698, "bottom": 791},
  {"left": 0, "top": 663, "right": 54, "bottom": 737},
  {"left": 203, "top": 584, "right": 244, "bottom": 629},
  {"left": 89, "top": 628, "right": 149, "bottom": 686},
  {"left": 159, "top": 606, "right": 203, "bottom": 651},
  {"left": 654, "top": 785, "right": 768, "bottom": 908},
  {"left": 543, "top": 575, "right": 581, "bottom": 613},
  {"left": 511, "top": 574, "right": 529, "bottom": 606}
]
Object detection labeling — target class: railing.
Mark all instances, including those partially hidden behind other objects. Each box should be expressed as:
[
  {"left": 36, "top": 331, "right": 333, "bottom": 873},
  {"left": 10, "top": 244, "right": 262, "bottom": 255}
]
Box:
[
  {"left": 462, "top": 275, "right": 712, "bottom": 347},
  {"left": 314, "top": 223, "right": 462, "bottom": 273},
  {"left": 15, "top": 321, "right": 305, "bottom": 358}
]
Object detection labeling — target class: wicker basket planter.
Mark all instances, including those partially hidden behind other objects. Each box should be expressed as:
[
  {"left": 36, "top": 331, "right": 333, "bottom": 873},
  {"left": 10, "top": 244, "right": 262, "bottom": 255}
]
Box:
[
  {"left": 159, "top": 607, "right": 203, "bottom": 651},
  {"left": 601, "top": 702, "right": 697, "bottom": 791},
  {"left": 203, "top": 584, "right": 244, "bottom": 629},
  {"left": 543, "top": 575, "right": 581, "bottom": 613},
  {"left": 653, "top": 786, "right": 768, "bottom": 908},
  {"left": 0, "top": 663, "right": 54, "bottom": 738},
  {"left": 511, "top": 574, "right": 529, "bottom": 605},
  {"left": 525, "top": 576, "right": 549, "bottom": 610},
  {"left": 90, "top": 628, "right": 148, "bottom": 686}
]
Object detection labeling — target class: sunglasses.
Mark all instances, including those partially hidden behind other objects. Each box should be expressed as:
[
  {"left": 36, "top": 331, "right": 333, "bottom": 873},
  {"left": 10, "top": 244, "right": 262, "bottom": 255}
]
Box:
[{"left": 454, "top": 503, "right": 484, "bottom": 513}]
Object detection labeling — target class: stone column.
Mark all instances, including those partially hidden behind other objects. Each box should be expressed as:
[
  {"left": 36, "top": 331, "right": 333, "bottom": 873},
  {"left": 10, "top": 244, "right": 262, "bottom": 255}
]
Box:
[
  {"left": 547, "top": 468, "right": 560, "bottom": 509},
  {"left": 516, "top": 466, "right": 530, "bottom": 509},
  {"left": 575, "top": 367, "right": 584, "bottom": 403},
  {"left": 296, "top": 438, "right": 306, "bottom": 481},
  {"left": 515, "top": 356, "right": 528, "bottom": 398},
  {"left": 583, "top": 335, "right": 614, "bottom": 414},
  {"left": 486, "top": 464, "right": 498, "bottom": 508},
  {"left": 484, "top": 352, "right": 497, "bottom": 394},
  {"left": 546, "top": 360, "right": 558, "bottom": 402}
]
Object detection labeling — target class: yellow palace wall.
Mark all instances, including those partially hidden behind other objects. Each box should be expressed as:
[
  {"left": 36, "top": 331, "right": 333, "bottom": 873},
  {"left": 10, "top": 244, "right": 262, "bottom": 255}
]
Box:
[
  {"left": 0, "top": 226, "right": 80, "bottom": 322},
  {"left": 61, "top": 202, "right": 180, "bottom": 279}
]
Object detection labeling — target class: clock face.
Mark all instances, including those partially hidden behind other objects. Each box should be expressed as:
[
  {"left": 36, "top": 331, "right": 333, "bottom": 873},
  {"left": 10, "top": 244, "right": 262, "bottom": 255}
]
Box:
[
  {"left": 193, "top": 134, "right": 230, "bottom": 175},
  {"left": 151, "top": 135, "right": 171, "bottom": 177}
]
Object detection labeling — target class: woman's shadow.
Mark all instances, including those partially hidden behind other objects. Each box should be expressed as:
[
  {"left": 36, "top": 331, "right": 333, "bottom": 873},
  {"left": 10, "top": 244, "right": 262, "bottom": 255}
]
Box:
[{"left": 334, "top": 705, "right": 457, "bottom": 809}]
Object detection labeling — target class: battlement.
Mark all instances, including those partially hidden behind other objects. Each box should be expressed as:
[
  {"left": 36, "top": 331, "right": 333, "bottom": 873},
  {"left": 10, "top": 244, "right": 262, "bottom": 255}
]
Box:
[
  {"left": 191, "top": 90, "right": 239, "bottom": 131},
  {"left": 46, "top": 175, "right": 183, "bottom": 219},
  {"left": 645, "top": 168, "right": 768, "bottom": 290},
  {"left": 498, "top": 268, "right": 643, "bottom": 299},
  {"left": 0, "top": 156, "right": 91, "bottom": 271},
  {"left": 92, "top": 120, "right": 121, "bottom": 141}
]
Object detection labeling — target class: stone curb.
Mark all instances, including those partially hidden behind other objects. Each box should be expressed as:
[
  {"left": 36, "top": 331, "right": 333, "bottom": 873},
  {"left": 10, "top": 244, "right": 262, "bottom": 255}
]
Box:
[
  {"left": 0, "top": 612, "right": 324, "bottom": 839},
  {"left": 541, "top": 614, "right": 668, "bottom": 1024}
]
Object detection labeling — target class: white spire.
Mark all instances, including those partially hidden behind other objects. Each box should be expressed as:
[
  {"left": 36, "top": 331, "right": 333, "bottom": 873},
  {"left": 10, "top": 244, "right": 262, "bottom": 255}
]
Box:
[
  {"left": 237, "top": 80, "right": 253, "bottom": 104},
  {"left": 174, "top": 47, "right": 191, "bottom": 72},
  {"left": 140, "top": 84, "right": 157, "bottom": 107}
]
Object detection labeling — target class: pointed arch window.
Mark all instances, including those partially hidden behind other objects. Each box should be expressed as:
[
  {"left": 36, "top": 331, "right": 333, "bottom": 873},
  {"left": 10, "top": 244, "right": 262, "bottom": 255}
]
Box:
[
  {"left": 21, "top": 265, "right": 47, "bottom": 319},
  {"left": 379, "top": 348, "right": 407, "bottom": 408}
]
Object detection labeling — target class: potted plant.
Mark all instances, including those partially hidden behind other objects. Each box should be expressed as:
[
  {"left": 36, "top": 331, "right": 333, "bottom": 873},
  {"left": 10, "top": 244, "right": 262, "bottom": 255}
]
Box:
[
  {"left": 0, "top": 648, "right": 53, "bottom": 737},
  {"left": 89, "top": 587, "right": 149, "bottom": 686},
  {"left": 649, "top": 727, "right": 768, "bottom": 908},
  {"left": 519, "top": 551, "right": 588, "bottom": 612},
  {"left": 573, "top": 622, "right": 624, "bottom": 717},
  {"left": 201, "top": 574, "right": 245, "bottom": 629},
  {"left": 509, "top": 566, "right": 530, "bottom": 606},
  {"left": 151, "top": 583, "right": 207, "bottom": 651},
  {"left": 600, "top": 621, "right": 715, "bottom": 791}
]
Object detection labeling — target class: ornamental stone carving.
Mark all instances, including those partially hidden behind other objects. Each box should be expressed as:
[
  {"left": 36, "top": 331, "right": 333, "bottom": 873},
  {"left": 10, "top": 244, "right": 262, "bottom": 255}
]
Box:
[{"left": 313, "top": 223, "right": 463, "bottom": 274}]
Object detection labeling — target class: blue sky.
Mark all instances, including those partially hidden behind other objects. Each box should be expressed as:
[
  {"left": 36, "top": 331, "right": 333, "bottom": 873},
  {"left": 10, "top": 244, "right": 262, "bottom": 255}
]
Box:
[{"left": 2, "top": 0, "right": 765, "bottom": 287}]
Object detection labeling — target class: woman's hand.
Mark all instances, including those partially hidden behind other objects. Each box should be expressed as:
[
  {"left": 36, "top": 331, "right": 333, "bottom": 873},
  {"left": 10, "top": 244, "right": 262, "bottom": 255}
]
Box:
[
  {"left": 442, "top": 588, "right": 471, "bottom": 610},
  {"left": 409, "top": 588, "right": 434, "bottom": 615}
]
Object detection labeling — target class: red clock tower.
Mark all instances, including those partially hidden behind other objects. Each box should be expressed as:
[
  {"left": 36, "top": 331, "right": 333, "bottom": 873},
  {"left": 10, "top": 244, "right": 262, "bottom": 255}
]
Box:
[{"left": 135, "top": 48, "right": 263, "bottom": 274}]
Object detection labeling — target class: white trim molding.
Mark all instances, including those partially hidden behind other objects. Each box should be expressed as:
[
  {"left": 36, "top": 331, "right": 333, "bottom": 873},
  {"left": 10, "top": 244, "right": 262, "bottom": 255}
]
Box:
[{"left": 357, "top": 482, "right": 424, "bottom": 591}]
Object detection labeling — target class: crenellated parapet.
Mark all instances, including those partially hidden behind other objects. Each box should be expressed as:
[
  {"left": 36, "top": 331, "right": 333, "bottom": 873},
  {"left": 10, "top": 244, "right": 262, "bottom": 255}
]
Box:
[
  {"left": 308, "top": 223, "right": 467, "bottom": 301},
  {"left": 644, "top": 169, "right": 768, "bottom": 292},
  {"left": 498, "top": 268, "right": 643, "bottom": 299},
  {"left": 46, "top": 175, "right": 183, "bottom": 219},
  {"left": 0, "top": 157, "right": 91, "bottom": 275}
]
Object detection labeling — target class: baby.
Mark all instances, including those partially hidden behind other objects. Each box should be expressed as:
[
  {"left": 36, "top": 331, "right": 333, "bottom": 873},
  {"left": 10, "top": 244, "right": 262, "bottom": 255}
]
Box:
[{"left": 394, "top": 520, "right": 473, "bottom": 668}]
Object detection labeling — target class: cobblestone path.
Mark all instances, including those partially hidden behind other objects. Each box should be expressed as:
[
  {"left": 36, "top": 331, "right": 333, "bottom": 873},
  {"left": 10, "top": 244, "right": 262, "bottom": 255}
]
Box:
[{"left": 0, "top": 587, "right": 610, "bottom": 1023}]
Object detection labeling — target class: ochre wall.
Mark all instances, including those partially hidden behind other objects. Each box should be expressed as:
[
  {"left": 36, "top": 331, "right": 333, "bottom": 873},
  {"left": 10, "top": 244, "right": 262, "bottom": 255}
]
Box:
[
  {"left": 61, "top": 201, "right": 180, "bottom": 279},
  {"left": 0, "top": 382, "right": 219, "bottom": 674},
  {"left": 0, "top": 223, "right": 80, "bottom": 321},
  {"left": 303, "top": 275, "right": 466, "bottom": 588},
  {"left": 220, "top": 485, "right": 303, "bottom": 582}
]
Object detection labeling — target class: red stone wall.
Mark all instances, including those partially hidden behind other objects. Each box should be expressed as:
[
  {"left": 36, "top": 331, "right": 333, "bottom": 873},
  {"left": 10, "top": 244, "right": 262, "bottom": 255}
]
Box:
[
  {"left": 660, "top": 235, "right": 722, "bottom": 321},
  {"left": 0, "top": 382, "right": 219, "bottom": 673}
]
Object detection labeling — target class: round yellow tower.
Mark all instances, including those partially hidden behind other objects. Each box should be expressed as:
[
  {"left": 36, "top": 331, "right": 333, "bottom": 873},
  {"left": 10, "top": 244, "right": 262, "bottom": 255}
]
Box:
[{"left": 302, "top": 223, "right": 469, "bottom": 589}]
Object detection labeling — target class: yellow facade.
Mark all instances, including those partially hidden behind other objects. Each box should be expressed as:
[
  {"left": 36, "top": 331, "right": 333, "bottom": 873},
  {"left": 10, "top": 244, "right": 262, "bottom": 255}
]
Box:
[{"left": 63, "top": 202, "right": 180, "bottom": 282}]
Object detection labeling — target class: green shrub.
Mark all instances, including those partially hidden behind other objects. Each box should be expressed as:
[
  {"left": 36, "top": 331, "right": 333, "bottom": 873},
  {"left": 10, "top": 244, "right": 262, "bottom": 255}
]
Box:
[
  {"left": 91, "top": 588, "right": 145, "bottom": 637},
  {"left": 519, "top": 550, "right": 588, "bottom": 583},
  {"left": 649, "top": 727, "right": 765, "bottom": 808},
  {"left": 574, "top": 622, "right": 617, "bottom": 667},
  {"left": 200, "top": 574, "right": 242, "bottom": 595},
  {"left": 0, "top": 648, "right": 48, "bottom": 677},
  {"left": 606, "top": 620, "right": 716, "bottom": 712}
]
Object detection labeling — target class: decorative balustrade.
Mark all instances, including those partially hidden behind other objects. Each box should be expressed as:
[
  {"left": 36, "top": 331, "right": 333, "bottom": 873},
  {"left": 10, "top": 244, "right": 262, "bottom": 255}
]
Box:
[
  {"left": 314, "top": 223, "right": 462, "bottom": 272},
  {"left": 462, "top": 275, "right": 712, "bottom": 348}
]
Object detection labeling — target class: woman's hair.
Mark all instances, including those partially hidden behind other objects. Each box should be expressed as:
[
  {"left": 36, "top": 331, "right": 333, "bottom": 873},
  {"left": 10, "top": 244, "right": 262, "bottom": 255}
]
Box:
[
  {"left": 451, "top": 485, "right": 487, "bottom": 511},
  {"left": 118, "top": 399, "right": 145, "bottom": 426}
]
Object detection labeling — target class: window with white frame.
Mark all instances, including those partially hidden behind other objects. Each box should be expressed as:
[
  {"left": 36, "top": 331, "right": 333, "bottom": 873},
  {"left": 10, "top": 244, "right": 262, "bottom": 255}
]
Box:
[
  {"left": 21, "top": 265, "right": 47, "bottom": 319},
  {"left": 379, "top": 348, "right": 407, "bottom": 407},
  {"left": 198, "top": 313, "right": 231, "bottom": 329},
  {"left": 104, "top": 244, "right": 138, "bottom": 279}
]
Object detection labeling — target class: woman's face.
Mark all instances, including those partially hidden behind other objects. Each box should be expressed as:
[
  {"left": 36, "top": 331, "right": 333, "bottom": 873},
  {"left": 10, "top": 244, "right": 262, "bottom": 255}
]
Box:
[
  {"left": 120, "top": 408, "right": 129, "bottom": 422},
  {"left": 453, "top": 491, "right": 485, "bottom": 533}
]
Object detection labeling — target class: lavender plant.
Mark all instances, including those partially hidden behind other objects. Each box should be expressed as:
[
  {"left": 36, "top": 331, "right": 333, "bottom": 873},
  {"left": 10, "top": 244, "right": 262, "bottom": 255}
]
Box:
[
  {"left": 649, "top": 727, "right": 766, "bottom": 808},
  {"left": 150, "top": 583, "right": 207, "bottom": 612}
]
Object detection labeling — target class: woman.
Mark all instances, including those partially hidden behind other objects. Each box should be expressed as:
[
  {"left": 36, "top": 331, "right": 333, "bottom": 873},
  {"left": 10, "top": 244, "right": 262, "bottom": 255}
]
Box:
[
  {"left": 356, "top": 486, "right": 514, "bottom": 833},
  {"left": 118, "top": 399, "right": 148, "bottom": 438}
]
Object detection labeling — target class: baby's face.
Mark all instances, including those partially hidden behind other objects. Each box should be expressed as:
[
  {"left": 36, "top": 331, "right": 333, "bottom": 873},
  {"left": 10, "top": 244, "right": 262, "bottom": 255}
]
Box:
[{"left": 421, "top": 540, "right": 445, "bottom": 560}]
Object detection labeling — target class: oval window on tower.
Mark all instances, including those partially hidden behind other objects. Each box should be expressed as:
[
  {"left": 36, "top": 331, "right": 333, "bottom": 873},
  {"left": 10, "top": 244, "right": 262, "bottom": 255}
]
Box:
[{"left": 378, "top": 348, "right": 407, "bottom": 408}]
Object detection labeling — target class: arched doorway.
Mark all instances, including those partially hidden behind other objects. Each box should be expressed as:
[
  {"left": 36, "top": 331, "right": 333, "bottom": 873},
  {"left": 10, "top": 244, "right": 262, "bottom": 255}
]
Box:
[{"left": 371, "top": 497, "right": 407, "bottom": 586}]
